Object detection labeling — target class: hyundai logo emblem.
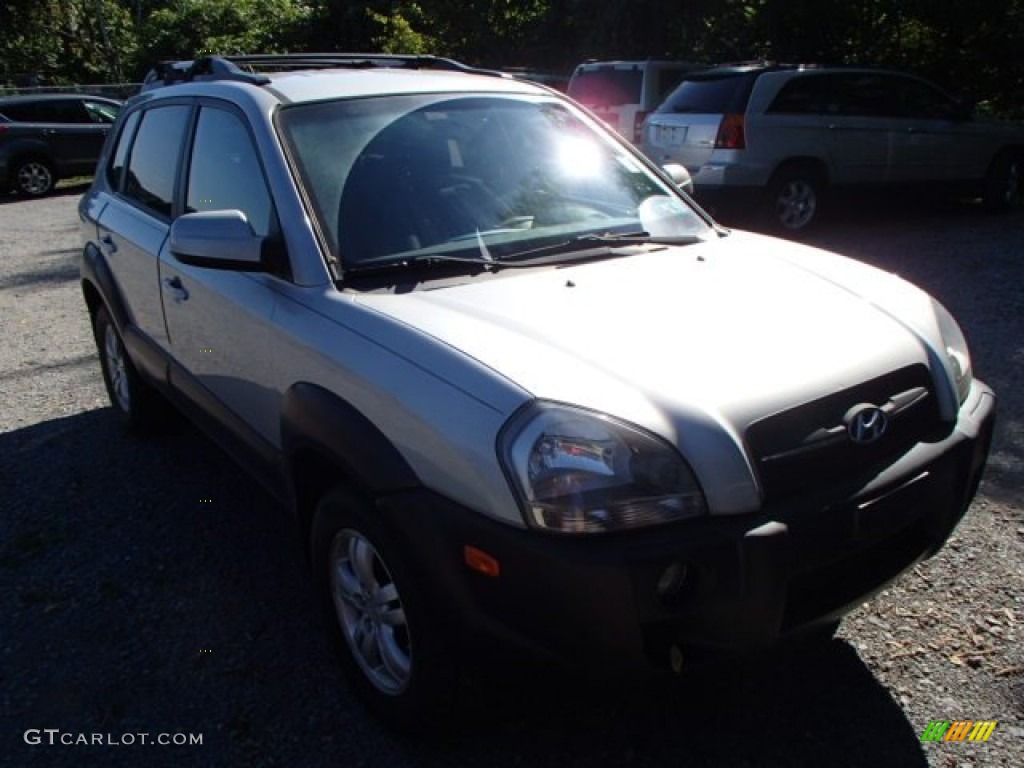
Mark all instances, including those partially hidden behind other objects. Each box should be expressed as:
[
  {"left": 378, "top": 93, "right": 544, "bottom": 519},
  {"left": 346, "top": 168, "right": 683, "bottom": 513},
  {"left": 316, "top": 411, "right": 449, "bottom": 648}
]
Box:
[{"left": 845, "top": 404, "right": 888, "bottom": 445}]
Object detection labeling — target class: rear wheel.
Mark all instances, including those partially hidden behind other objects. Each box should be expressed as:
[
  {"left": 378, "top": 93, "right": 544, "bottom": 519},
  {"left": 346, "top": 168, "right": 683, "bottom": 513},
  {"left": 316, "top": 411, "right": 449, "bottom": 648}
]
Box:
[
  {"left": 311, "top": 486, "right": 457, "bottom": 729},
  {"left": 764, "top": 166, "right": 825, "bottom": 234},
  {"left": 983, "top": 151, "right": 1021, "bottom": 212},
  {"left": 93, "top": 307, "right": 169, "bottom": 432},
  {"left": 13, "top": 157, "right": 56, "bottom": 197}
]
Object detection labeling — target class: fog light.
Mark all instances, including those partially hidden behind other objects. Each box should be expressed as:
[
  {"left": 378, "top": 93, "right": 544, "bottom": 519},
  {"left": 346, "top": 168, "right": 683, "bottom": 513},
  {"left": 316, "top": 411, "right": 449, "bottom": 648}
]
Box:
[
  {"left": 670, "top": 643, "right": 685, "bottom": 675},
  {"left": 656, "top": 561, "right": 687, "bottom": 601}
]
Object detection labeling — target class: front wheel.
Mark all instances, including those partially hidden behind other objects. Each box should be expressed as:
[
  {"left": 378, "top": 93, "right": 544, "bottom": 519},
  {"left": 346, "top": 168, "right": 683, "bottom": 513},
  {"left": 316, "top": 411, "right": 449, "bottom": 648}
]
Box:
[{"left": 311, "top": 487, "right": 457, "bottom": 729}]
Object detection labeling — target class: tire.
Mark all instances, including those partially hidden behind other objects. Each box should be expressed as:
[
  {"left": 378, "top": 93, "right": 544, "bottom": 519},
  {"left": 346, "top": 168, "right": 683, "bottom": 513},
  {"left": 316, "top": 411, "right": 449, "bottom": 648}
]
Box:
[
  {"left": 764, "top": 166, "right": 825, "bottom": 234},
  {"left": 92, "top": 306, "right": 168, "bottom": 433},
  {"left": 311, "top": 486, "right": 457, "bottom": 730},
  {"left": 13, "top": 157, "right": 56, "bottom": 197},
  {"left": 983, "top": 151, "right": 1021, "bottom": 212}
]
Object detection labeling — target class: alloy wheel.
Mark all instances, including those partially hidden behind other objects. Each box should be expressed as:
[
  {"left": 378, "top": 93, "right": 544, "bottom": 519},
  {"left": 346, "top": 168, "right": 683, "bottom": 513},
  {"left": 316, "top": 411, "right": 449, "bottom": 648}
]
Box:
[
  {"left": 329, "top": 529, "right": 412, "bottom": 695},
  {"left": 103, "top": 324, "right": 131, "bottom": 413}
]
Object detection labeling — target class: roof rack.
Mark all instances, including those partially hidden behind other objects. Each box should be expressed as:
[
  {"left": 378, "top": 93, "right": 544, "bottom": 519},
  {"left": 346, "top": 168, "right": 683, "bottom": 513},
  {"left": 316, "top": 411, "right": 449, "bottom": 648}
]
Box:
[{"left": 142, "top": 53, "right": 510, "bottom": 91}]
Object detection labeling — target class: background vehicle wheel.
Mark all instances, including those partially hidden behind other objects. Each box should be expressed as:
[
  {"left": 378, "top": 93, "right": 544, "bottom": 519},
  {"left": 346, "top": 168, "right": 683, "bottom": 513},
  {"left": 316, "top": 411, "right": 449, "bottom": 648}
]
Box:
[
  {"left": 14, "top": 157, "right": 56, "bottom": 197},
  {"left": 92, "top": 306, "right": 169, "bottom": 432},
  {"left": 983, "top": 151, "right": 1021, "bottom": 212},
  {"left": 764, "top": 166, "right": 825, "bottom": 234},
  {"left": 311, "top": 486, "right": 457, "bottom": 729}
]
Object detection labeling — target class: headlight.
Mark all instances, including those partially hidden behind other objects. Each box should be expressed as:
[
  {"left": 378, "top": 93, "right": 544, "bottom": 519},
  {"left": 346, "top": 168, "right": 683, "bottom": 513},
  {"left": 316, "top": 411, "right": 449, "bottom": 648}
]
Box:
[
  {"left": 932, "top": 299, "right": 973, "bottom": 404},
  {"left": 499, "top": 402, "right": 708, "bottom": 534}
]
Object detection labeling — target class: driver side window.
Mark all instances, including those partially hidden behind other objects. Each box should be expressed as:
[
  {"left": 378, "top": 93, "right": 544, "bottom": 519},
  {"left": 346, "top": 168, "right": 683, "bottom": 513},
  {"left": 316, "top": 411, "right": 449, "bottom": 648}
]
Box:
[{"left": 185, "top": 107, "right": 275, "bottom": 238}]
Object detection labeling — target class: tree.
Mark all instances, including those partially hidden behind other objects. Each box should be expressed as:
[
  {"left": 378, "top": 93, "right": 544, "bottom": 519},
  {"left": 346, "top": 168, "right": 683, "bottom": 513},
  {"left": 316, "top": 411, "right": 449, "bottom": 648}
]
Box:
[
  {"left": 136, "top": 0, "right": 311, "bottom": 76},
  {"left": 1, "top": 0, "right": 135, "bottom": 84}
]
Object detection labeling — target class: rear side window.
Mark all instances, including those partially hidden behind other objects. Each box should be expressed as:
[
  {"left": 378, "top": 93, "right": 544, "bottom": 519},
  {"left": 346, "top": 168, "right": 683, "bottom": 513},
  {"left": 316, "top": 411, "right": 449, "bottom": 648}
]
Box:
[
  {"left": 3, "top": 99, "right": 91, "bottom": 123},
  {"left": 767, "top": 75, "right": 828, "bottom": 114},
  {"left": 826, "top": 74, "right": 899, "bottom": 117},
  {"left": 106, "top": 111, "right": 142, "bottom": 190},
  {"left": 568, "top": 68, "right": 643, "bottom": 107},
  {"left": 0, "top": 103, "right": 32, "bottom": 121},
  {"left": 657, "top": 74, "right": 750, "bottom": 114},
  {"left": 123, "top": 105, "right": 191, "bottom": 218}
]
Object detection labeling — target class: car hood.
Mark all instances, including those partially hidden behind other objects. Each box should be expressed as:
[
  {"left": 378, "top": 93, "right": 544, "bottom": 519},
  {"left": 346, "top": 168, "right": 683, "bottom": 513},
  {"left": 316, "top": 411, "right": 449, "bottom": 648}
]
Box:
[{"left": 356, "top": 231, "right": 955, "bottom": 512}]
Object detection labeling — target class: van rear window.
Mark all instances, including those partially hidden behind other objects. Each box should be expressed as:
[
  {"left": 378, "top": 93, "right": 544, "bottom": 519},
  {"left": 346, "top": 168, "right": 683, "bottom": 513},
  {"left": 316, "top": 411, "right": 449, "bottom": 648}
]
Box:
[
  {"left": 568, "top": 69, "right": 643, "bottom": 108},
  {"left": 657, "top": 74, "right": 749, "bottom": 114}
]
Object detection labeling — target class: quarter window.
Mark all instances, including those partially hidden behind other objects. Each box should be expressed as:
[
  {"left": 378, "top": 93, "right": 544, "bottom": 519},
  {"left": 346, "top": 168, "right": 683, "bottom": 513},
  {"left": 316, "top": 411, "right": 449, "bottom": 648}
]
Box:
[{"left": 185, "top": 107, "right": 274, "bottom": 237}]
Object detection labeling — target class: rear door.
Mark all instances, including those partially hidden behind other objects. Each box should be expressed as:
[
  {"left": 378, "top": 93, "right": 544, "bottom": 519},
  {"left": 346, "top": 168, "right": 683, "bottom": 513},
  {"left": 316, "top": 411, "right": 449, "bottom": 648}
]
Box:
[
  {"left": 26, "top": 99, "right": 110, "bottom": 174},
  {"left": 97, "top": 104, "right": 192, "bottom": 352},
  {"left": 820, "top": 73, "right": 900, "bottom": 185},
  {"left": 888, "top": 75, "right": 984, "bottom": 181}
]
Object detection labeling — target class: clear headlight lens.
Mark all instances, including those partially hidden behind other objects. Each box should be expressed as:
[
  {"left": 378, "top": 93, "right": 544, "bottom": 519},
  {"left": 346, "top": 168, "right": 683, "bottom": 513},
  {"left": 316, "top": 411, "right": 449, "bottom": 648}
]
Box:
[
  {"left": 499, "top": 403, "right": 708, "bottom": 534},
  {"left": 932, "top": 299, "right": 973, "bottom": 404}
]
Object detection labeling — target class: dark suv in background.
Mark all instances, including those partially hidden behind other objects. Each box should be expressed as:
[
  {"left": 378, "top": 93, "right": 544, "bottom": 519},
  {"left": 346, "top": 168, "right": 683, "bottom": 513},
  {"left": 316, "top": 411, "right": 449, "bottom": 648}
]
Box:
[
  {"left": 0, "top": 93, "right": 121, "bottom": 196},
  {"left": 641, "top": 64, "right": 1024, "bottom": 231}
]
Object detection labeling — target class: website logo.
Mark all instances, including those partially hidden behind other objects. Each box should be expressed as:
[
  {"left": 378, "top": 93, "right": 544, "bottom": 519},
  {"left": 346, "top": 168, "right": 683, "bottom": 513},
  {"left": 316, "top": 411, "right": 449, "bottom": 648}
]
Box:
[{"left": 920, "top": 720, "right": 997, "bottom": 742}]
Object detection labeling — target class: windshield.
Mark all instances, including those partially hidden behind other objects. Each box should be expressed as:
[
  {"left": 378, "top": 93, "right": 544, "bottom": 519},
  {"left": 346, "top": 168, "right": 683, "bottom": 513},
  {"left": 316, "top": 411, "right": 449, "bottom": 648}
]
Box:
[{"left": 278, "top": 93, "right": 710, "bottom": 270}]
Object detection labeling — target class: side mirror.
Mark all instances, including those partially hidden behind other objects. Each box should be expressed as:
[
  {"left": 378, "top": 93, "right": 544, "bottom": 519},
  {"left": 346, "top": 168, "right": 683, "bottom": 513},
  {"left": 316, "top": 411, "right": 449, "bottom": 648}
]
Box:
[
  {"left": 662, "top": 163, "right": 694, "bottom": 195},
  {"left": 169, "top": 210, "right": 265, "bottom": 270}
]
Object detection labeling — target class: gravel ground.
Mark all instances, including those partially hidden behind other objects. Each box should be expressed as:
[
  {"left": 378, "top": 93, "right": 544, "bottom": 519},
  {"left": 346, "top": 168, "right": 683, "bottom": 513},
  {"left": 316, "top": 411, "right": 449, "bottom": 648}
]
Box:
[{"left": 1, "top": 186, "right": 1022, "bottom": 767}]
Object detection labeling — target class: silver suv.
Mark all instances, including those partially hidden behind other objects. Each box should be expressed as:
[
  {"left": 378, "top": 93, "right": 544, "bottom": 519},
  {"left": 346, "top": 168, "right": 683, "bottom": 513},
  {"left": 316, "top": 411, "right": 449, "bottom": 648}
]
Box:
[
  {"left": 641, "top": 64, "right": 1024, "bottom": 231},
  {"left": 79, "top": 54, "right": 994, "bottom": 726}
]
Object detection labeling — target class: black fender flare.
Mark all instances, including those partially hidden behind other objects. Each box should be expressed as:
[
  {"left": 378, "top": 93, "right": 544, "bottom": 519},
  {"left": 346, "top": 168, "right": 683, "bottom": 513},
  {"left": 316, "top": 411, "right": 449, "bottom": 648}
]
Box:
[
  {"left": 281, "top": 382, "right": 420, "bottom": 502},
  {"left": 81, "top": 240, "right": 131, "bottom": 332}
]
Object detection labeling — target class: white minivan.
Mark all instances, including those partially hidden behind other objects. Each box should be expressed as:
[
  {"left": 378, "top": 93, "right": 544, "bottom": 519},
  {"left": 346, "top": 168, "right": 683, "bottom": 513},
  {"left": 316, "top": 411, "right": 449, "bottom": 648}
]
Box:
[{"left": 568, "top": 59, "right": 702, "bottom": 143}]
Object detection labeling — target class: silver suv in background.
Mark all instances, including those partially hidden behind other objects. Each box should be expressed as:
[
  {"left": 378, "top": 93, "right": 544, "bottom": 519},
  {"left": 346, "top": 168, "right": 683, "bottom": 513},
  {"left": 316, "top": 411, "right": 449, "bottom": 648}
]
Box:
[
  {"left": 568, "top": 59, "right": 702, "bottom": 143},
  {"left": 641, "top": 64, "right": 1024, "bottom": 231}
]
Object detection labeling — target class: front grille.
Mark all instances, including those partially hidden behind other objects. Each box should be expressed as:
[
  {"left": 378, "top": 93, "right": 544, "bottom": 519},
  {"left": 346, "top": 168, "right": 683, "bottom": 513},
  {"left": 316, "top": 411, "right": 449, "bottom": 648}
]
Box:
[{"left": 746, "top": 365, "right": 943, "bottom": 503}]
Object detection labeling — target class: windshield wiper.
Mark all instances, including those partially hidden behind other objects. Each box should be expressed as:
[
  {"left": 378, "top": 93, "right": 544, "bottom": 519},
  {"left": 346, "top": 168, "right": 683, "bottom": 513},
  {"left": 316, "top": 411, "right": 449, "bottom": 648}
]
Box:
[
  {"left": 343, "top": 232, "right": 702, "bottom": 277},
  {"left": 501, "top": 231, "right": 701, "bottom": 262},
  {"left": 343, "top": 251, "right": 536, "bottom": 276}
]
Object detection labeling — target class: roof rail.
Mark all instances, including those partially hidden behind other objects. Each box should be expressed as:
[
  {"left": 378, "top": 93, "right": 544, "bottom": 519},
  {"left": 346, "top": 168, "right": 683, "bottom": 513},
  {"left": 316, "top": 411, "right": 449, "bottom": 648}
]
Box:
[{"left": 142, "top": 53, "right": 510, "bottom": 91}]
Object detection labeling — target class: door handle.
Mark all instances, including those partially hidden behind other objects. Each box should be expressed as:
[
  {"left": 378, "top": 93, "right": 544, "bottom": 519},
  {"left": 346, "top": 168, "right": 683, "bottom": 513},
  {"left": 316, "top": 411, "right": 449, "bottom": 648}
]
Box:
[{"left": 162, "top": 276, "right": 190, "bottom": 303}]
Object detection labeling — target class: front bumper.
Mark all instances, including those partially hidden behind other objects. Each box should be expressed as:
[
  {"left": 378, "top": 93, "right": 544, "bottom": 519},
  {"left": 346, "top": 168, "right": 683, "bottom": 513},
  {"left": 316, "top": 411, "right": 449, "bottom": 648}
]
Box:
[{"left": 377, "top": 383, "right": 995, "bottom": 673}]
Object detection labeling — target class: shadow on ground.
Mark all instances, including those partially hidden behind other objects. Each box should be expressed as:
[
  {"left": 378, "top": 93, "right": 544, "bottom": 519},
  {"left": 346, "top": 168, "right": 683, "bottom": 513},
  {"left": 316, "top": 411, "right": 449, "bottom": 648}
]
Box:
[{"left": 1, "top": 408, "right": 934, "bottom": 767}]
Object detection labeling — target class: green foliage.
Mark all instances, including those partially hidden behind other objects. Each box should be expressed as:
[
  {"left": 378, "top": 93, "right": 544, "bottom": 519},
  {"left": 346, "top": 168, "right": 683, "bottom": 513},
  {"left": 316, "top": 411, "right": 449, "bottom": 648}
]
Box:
[
  {"left": 1, "top": 0, "right": 136, "bottom": 85},
  {"left": 1, "top": 0, "right": 1021, "bottom": 117},
  {"left": 366, "top": 4, "right": 435, "bottom": 54},
  {"left": 137, "top": 0, "right": 311, "bottom": 74}
]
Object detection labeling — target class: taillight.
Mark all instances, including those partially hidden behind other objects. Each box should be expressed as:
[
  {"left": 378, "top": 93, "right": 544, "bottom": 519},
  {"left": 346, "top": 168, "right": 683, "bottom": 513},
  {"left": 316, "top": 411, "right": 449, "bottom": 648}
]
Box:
[
  {"left": 714, "top": 113, "right": 746, "bottom": 149},
  {"left": 633, "top": 110, "right": 650, "bottom": 143}
]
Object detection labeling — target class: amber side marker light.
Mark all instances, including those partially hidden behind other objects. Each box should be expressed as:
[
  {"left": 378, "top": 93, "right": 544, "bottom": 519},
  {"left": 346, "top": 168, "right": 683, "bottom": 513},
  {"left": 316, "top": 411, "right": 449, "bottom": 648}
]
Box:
[{"left": 464, "top": 545, "right": 501, "bottom": 577}]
